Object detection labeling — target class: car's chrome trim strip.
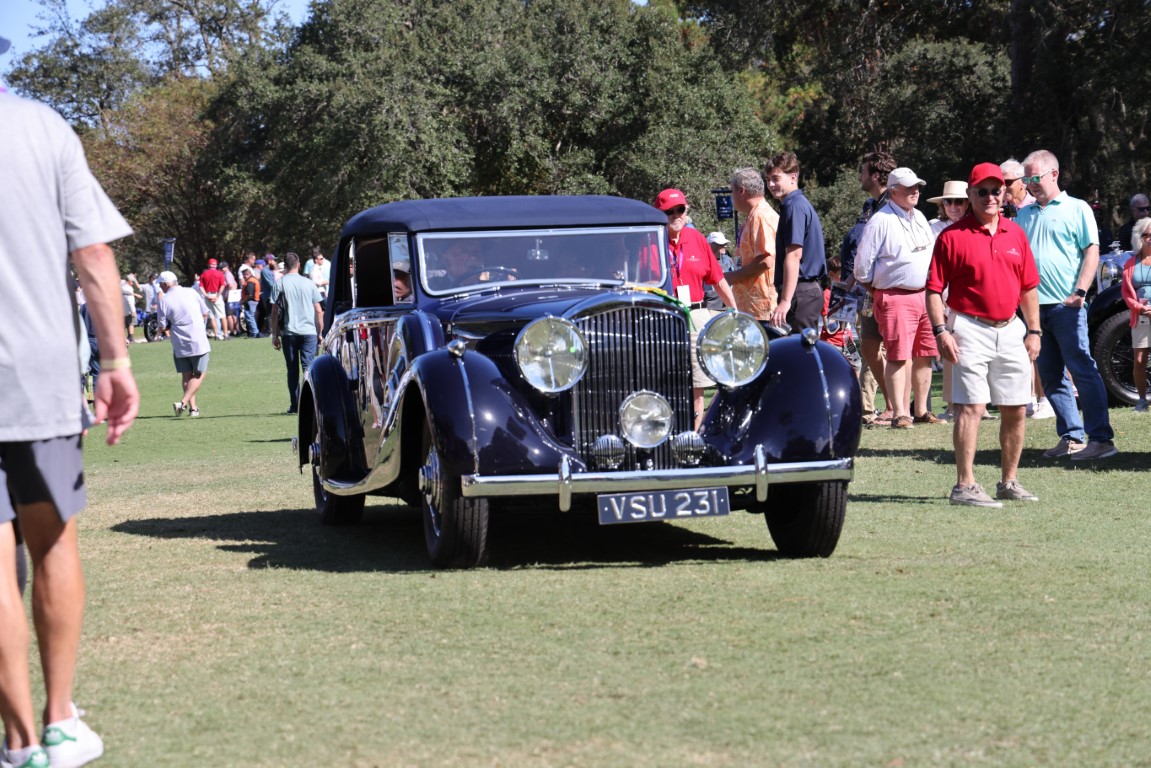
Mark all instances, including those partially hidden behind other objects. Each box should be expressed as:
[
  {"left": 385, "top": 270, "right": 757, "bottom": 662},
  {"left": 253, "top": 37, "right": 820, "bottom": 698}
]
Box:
[{"left": 458, "top": 456, "right": 853, "bottom": 505}]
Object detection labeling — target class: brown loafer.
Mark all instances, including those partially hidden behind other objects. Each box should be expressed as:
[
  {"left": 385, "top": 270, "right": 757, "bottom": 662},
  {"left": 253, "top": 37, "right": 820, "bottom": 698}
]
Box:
[
  {"left": 890, "top": 415, "right": 915, "bottom": 429},
  {"left": 914, "top": 411, "right": 942, "bottom": 424}
]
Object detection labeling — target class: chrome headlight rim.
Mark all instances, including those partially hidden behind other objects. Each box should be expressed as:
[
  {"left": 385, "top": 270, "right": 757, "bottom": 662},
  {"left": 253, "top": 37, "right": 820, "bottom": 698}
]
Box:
[
  {"left": 514, "top": 316, "right": 588, "bottom": 394},
  {"left": 697, "top": 310, "right": 769, "bottom": 388},
  {"left": 1097, "top": 259, "right": 1123, "bottom": 291},
  {"left": 618, "top": 390, "right": 674, "bottom": 449}
]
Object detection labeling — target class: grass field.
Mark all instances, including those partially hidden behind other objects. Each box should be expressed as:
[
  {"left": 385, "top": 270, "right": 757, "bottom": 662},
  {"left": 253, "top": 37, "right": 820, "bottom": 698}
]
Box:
[{"left": 47, "top": 337, "right": 1151, "bottom": 766}]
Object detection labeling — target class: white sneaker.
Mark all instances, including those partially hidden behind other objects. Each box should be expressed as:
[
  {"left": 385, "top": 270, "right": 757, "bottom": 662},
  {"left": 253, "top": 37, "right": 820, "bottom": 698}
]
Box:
[
  {"left": 1030, "top": 398, "right": 1055, "bottom": 419},
  {"left": 1, "top": 745, "right": 50, "bottom": 768},
  {"left": 42, "top": 705, "right": 103, "bottom": 768}
]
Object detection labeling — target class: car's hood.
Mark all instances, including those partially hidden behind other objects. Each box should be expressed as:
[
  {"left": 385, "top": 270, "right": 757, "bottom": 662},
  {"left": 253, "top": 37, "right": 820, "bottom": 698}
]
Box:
[{"left": 438, "top": 286, "right": 678, "bottom": 336}]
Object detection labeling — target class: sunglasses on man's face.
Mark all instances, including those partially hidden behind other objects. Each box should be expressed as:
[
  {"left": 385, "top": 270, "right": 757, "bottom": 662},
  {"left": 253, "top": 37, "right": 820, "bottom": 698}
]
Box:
[
  {"left": 974, "top": 187, "right": 1004, "bottom": 198},
  {"left": 1136, "top": 205, "right": 1151, "bottom": 213},
  {"left": 665, "top": 205, "right": 688, "bottom": 217}
]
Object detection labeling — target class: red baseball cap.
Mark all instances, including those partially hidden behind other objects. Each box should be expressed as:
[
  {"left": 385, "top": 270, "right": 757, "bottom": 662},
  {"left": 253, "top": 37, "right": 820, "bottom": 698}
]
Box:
[
  {"left": 208, "top": 258, "right": 218, "bottom": 267},
  {"left": 654, "top": 188, "right": 687, "bottom": 211},
  {"left": 968, "top": 162, "right": 1004, "bottom": 187}
]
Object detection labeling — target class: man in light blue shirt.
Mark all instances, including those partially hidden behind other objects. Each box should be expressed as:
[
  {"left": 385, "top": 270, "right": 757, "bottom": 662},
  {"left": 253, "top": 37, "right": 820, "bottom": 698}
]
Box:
[
  {"left": 1017, "top": 149, "right": 1116, "bottom": 461},
  {"left": 270, "top": 251, "right": 325, "bottom": 414}
]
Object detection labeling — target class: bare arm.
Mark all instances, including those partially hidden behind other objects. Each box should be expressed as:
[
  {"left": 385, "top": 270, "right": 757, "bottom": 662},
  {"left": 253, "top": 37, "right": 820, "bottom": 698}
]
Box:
[
  {"left": 1019, "top": 286, "right": 1041, "bottom": 362},
  {"left": 71, "top": 243, "right": 139, "bottom": 444},
  {"left": 314, "top": 302, "right": 325, "bottom": 338},
  {"left": 926, "top": 291, "right": 958, "bottom": 365},
  {"left": 715, "top": 277, "right": 737, "bottom": 309},
  {"left": 726, "top": 251, "right": 771, "bottom": 282},
  {"left": 769, "top": 245, "right": 802, "bottom": 325},
  {"left": 1067, "top": 244, "right": 1099, "bottom": 307}
]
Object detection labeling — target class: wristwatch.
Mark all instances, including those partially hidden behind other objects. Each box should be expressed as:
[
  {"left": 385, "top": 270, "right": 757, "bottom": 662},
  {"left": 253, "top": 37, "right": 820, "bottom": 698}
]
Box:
[
  {"left": 1027, "top": 329, "right": 1043, "bottom": 337},
  {"left": 932, "top": 324, "right": 949, "bottom": 336},
  {"left": 1074, "top": 288, "right": 1087, "bottom": 298}
]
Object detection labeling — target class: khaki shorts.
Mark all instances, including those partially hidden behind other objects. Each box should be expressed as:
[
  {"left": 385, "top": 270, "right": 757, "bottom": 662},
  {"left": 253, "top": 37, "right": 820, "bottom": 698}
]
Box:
[
  {"left": 949, "top": 313, "right": 1031, "bottom": 406},
  {"left": 689, "top": 308, "right": 716, "bottom": 388}
]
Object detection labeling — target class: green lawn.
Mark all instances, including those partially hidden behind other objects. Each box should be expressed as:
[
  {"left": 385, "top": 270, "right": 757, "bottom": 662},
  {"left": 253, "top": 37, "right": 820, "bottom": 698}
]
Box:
[{"left": 47, "top": 338, "right": 1151, "bottom": 766}]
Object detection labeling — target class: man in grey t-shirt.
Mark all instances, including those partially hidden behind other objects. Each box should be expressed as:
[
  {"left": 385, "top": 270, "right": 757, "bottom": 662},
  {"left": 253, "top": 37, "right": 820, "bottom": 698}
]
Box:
[
  {"left": 270, "top": 251, "right": 324, "bottom": 414},
  {"left": 0, "top": 74, "right": 139, "bottom": 768},
  {"left": 157, "top": 271, "right": 211, "bottom": 417}
]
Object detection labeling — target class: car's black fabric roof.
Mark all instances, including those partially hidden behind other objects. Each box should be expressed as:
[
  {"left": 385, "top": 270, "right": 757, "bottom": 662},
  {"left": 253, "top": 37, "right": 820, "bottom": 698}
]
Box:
[{"left": 340, "top": 195, "right": 667, "bottom": 236}]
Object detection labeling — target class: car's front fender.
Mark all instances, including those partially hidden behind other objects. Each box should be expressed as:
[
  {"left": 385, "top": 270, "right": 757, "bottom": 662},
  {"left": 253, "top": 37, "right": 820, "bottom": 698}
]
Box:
[
  {"left": 703, "top": 335, "right": 862, "bottom": 465},
  {"left": 412, "top": 347, "right": 585, "bottom": 481}
]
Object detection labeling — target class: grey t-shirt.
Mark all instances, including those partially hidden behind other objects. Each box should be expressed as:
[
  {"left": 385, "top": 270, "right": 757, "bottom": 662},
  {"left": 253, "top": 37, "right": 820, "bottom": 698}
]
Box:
[
  {"left": 270, "top": 273, "right": 323, "bottom": 336},
  {"left": 157, "top": 286, "right": 211, "bottom": 359},
  {"left": 0, "top": 94, "right": 133, "bottom": 441}
]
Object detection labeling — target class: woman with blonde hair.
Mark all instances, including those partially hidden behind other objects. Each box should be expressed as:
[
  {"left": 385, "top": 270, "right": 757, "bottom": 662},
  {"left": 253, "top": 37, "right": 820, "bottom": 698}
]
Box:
[{"left": 1120, "top": 217, "right": 1151, "bottom": 411}]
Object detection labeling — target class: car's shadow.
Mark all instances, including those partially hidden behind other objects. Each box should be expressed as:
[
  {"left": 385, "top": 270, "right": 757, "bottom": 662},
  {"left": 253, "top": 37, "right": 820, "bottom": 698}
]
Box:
[{"left": 111, "top": 504, "right": 781, "bottom": 573}]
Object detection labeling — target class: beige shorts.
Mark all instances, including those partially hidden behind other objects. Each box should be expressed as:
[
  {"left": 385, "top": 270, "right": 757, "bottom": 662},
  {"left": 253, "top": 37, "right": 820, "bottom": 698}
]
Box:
[
  {"left": 207, "top": 296, "right": 226, "bottom": 321},
  {"left": 689, "top": 308, "right": 716, "bottom": 389},
  {"left": 1133, "top": 317, "right": 1151, "bottom": 349},
  {"left": 949, "top": 313, "right": 1031, "bottom": 406}
]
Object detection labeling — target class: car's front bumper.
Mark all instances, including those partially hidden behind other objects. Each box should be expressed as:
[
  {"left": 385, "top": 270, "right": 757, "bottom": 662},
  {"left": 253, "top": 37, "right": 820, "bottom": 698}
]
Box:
[{"left": 459, "top": 446, "right": 853, "bottom": 511}]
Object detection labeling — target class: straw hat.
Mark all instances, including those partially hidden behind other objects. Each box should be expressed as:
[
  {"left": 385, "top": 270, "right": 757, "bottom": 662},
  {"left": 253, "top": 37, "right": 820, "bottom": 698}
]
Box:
[{"left": 927, "top": 180, "right": 968, "bottom": 204}]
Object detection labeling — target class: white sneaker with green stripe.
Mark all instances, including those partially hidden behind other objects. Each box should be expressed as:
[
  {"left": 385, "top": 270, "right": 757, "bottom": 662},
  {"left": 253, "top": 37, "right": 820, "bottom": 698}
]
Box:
[
  {"left": 0, "top": 745, "right": 49, "bottom": 768},
  {"left": 42, "top": 704, "right": 103, "bottom": 768}
]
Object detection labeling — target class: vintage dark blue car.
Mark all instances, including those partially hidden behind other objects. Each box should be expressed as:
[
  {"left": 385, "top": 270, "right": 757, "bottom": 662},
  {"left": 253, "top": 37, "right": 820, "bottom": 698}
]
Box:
[{"left": 294, "top": 196, "right": 861, "bottom": 567}]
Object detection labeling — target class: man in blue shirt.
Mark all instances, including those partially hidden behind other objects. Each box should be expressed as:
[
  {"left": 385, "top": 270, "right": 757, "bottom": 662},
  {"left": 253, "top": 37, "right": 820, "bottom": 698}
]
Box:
[
  {"left": 1017, "top": 149, "right": 1117, "bottom": 461},
  {"left": 767, "top": 151, "right": 827, "bottom": 332},
  {"left": 270, "top": 252, "right": 325, "bottom": 415}
]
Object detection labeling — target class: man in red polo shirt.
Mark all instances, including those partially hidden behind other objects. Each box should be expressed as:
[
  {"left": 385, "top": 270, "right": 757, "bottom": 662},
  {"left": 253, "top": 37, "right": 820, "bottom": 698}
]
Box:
[
  {"left": 927, "top": 162, "right": 1041, "bottom": 508},
  {"left": 198, "top": 258, "right": 227, "bottom": 341},
  {"left": 655, "top": 187, "right": 737, "bottom": 429}
]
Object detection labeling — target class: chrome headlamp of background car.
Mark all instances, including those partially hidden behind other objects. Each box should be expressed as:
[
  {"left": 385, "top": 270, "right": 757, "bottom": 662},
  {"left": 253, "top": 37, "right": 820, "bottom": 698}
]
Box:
[
  {"left": 698, "top": 311, "right": 769, "bottom": 387},
  {"left": 619, "top": 391, "right": 673, "bottom": 448},
  {"left": 1097, "top": 259, "right": 1123, "bottom": 292},
  {"left": 514, "top": 317, "right": 588, "bottom": 393}
]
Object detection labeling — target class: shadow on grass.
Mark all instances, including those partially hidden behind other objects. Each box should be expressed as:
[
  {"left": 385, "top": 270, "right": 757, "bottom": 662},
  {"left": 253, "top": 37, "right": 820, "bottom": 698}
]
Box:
[
  {"left": 111, "top": 504, "right": 781, "bottom": 573},
  {"left": 856, "top": 446, "right": 1150, "bottom": 471}
]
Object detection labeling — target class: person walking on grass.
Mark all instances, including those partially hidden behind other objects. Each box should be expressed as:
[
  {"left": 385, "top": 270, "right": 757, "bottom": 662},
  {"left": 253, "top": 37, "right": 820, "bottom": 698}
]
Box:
[
  {"left": 157, "top": 271, "right": 211, "bottom": 418},
  {"left": 270, "top": 251, "right": 325, "bottom": 415},
  {"left": 1, "top": 38, "right": 139, "bottom": 768},
  {"left": 926, "top": 163, "right": 1041, "bottom": 508}
]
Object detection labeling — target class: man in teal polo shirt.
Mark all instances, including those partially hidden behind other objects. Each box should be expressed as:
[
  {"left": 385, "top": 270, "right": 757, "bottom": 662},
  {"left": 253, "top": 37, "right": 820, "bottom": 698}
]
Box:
[{"left": 1017, "top": 149, "right": 1117, "bottom": 461}]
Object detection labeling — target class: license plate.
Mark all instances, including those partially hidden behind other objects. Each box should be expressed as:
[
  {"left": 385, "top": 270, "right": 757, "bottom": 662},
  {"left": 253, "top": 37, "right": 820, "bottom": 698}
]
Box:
[{"left": 597, "top": 487, "right": 730, "bottom": 525}]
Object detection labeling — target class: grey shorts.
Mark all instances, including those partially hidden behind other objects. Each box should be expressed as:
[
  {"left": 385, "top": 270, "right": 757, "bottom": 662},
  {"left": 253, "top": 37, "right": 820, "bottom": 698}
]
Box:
[
  {"left": 1, "top": 435, "right": 86, "bottom": 524},
  {"left": 175, "top": 352, "right": 210, "bottom": 374}
]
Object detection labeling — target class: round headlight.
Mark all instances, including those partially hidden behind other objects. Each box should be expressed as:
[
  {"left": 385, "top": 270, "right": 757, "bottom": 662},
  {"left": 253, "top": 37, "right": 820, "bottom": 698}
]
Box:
[
  {"left": 514, "top": 317, "right": 588, "bottom": 393},
  {"left": 619, "top": 391, "right": 673, "bottom": 448},
  {"left": 698, "top": 311, "right": 768, "bottom": 387},
  {"left": 1098, "top": 260, "right": 1122, "bottom": 291}
]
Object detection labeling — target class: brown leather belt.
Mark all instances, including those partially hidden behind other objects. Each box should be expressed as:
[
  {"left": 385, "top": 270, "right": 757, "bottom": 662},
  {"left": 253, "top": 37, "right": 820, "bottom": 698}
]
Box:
[{"left": 964, "top": 313, "right": 1013, "bottom": 329}]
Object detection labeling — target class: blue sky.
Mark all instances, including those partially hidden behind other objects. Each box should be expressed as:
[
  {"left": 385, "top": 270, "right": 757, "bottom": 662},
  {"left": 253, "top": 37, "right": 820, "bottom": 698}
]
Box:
[{"left": 1, "top": 0, "right": 314, "bottom": 60}]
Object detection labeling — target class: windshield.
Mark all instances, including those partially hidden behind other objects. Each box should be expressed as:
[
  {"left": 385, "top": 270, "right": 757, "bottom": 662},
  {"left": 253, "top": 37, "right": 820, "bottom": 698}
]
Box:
[{"left": 417, "top": 226, "right": 667, "bottom": 295}]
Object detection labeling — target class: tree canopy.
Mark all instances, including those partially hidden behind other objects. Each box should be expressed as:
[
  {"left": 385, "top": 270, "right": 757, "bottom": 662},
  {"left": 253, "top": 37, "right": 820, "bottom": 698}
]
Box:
[{"left": 4, "top": 0, "right": 1148, "bottom": 273}]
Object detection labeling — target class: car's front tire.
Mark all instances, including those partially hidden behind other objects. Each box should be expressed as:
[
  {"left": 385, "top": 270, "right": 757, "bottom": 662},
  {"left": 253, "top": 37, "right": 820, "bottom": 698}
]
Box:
[
  {"left": 420, "top": 421, "right": 489, "bottom": 568},
  {"left": 760, "top": 481, "right": 846, "bottom": 558},
  {"left": 310, "top": 430, "right": 366, "bottom": 525},
  {"left": 1092, "top": 311, "right": 1145, "bottom": 405}
]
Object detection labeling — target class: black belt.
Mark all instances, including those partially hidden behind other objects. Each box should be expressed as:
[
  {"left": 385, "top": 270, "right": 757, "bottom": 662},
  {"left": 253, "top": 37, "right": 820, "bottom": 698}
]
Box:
[
  {"left": 688, "top": 301, "right": 706, "bottom": 309},
  {"left": 798, "top": 277, "right": 822, "bottom": 283}
]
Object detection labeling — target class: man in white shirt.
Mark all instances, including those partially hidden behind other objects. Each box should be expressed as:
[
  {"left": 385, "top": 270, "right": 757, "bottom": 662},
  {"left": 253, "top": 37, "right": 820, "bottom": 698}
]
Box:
[
  {"left": 854, "top": 167, "right": 940, "bottom": 429},
  {"left": 157, "top": 271, "right": 211, "bottom": 417}
]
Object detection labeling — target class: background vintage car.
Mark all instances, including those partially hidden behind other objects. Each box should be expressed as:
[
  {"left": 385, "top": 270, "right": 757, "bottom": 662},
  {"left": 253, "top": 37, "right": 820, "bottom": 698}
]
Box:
[
  {"left": 1089, "top": 247, "right": 1151, "bottom": 405},
  {"left": 294, "top": 196, "right": 862, "bottom": 567}
]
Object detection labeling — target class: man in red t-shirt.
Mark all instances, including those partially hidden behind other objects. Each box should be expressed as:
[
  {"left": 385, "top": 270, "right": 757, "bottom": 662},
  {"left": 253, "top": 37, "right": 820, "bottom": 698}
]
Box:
[
  {"left": 926, "top": 162, "right": 1041, "bottom": 508},
  {"left": 655, "top": 188, "right": 736, "bottom": 429},
  {"left": 198, "top": 258, "right": 227, "bottom": 340}
]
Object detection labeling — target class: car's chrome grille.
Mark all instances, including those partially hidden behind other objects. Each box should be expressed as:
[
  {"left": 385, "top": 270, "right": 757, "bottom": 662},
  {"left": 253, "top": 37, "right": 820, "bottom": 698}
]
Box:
[{"left": 572, "top": 305, "right": 693, "bottom": 470}]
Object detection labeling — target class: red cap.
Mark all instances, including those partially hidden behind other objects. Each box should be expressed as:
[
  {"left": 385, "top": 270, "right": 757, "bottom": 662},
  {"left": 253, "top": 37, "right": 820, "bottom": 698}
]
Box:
[
  {"left": 968, "top": 162, "right": 1004, "bottom": 187},
  {"left": 207, "top": 258, "right": 218, "bottom": 267},
  {"left": 654, "top": 188, "right": 687, "bottom": 211}
]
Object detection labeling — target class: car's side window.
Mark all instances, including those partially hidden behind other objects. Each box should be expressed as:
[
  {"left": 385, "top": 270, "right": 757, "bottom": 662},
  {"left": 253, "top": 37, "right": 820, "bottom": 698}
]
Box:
[
  {"left": 351, "top": 236, "right": 392, "bottom": 307},
  {"left": 389, "top": 234, "right": 413, "bottom": 303}
]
